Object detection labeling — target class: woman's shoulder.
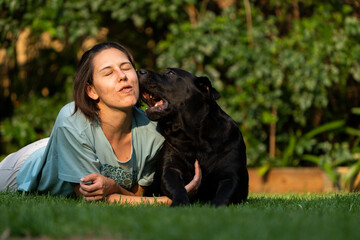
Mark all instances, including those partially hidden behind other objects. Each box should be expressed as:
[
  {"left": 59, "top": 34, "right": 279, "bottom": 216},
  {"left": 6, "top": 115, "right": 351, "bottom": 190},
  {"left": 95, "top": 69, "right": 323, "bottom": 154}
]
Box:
[
  {"left": 133, "top": 107, "right": 157, "bottom": 128},
  {"left": 55, "top": 102, "right": 93, "bottom": 130},
  {"left": 57, "top": 102, "right": 76, "bottom": 118},
  {"left": 132, "top": 107, "right": 163, "bottom": 138},
  {"left": 131, "top": 107, "right": 164, "bottom": 161}
]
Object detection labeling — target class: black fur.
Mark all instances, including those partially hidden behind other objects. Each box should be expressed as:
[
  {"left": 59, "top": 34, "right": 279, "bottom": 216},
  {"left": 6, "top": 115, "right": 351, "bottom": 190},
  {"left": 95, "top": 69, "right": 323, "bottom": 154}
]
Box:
[{"left": 138, "top": 68, "right": 248, "bottom": 207}]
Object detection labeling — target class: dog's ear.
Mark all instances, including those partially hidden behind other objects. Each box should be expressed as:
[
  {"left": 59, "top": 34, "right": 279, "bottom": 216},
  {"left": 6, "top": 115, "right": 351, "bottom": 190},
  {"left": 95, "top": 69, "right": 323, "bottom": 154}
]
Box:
[{"left": 195, "top": 76, "right": 221, "bottom": 100}]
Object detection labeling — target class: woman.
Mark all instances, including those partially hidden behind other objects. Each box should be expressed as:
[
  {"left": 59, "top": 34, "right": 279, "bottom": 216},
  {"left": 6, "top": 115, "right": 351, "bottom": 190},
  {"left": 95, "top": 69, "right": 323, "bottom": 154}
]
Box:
[{"left": 0, "top": 42, "right": 200, "bottom": 205}]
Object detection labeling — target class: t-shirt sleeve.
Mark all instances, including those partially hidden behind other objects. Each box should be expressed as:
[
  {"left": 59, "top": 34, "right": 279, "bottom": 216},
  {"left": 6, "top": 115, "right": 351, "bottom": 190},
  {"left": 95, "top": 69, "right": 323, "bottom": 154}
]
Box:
[
  {"left": 56, "top": 126, "right": 101, "bottom": 183},
  {"left": 137, "top": 154, "right": 158, "bottom": 187},
  {"left": 137, "top": 134, "right": 164, "bottom": 187}
]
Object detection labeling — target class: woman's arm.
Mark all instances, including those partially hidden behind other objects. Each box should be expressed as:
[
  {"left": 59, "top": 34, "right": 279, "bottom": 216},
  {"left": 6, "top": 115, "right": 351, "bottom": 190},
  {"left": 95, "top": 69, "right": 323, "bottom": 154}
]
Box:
[
  {"left": 70, "top": 173, "right": 133, "bottom": 201},
  {"left": 70, "top": 177, "right": 173, "bottom": 204},
  {"left": 72, "top": 160, "right": 202, "bottom": 204},
  {"left": 107, "top": 185, "right": 172, "bottom": 205},
  {"left": 106, "top": 160, "right": 202, "bottom": 205},
  {"left": 107, "top": 194, "right": 172, "bottom": 205}
]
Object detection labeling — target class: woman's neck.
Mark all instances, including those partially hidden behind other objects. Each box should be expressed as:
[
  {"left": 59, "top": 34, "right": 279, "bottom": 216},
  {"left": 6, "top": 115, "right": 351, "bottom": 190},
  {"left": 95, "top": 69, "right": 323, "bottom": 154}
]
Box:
[
  {"left": 98, "top": 105, "right": 133, "bottom": 162},
  {"left": 98, "top": 106, "right": 133, "bottom": 143}
]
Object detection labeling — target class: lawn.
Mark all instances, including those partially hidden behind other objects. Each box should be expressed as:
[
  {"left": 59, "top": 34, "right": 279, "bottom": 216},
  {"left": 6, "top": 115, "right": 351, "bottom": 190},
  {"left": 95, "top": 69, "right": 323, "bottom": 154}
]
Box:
[{"left": 1, "top": 192, "right": 359, "bottom": 240}]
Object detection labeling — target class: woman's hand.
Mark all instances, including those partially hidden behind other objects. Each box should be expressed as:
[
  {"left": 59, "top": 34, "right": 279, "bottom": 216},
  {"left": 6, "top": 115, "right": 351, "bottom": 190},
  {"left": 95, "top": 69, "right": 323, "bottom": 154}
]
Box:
[
  {"left": 185, "top": 160, "right": 202, "bottom": 198},
  {"left": 79, "top": 173, "right": 116, "bottom": 201},
  {"left": 76, "top": 161, "right": 202, "bottom": 202}
]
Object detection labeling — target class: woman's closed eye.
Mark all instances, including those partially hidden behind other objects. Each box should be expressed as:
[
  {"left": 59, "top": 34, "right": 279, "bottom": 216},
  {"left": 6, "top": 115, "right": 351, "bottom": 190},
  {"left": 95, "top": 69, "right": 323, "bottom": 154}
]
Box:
[
  {"left": 120, "top": 63, "right": 133, "bottom": 71},
  {"left": 104, "top": 71, "right": 113, "bottom": 76}
]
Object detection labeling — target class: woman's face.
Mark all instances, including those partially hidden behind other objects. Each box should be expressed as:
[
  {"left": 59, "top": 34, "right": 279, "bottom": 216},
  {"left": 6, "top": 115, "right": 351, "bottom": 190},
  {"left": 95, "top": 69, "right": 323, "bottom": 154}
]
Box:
[{"left": 88, "top": 48, "right": 139, "bottom": 111}]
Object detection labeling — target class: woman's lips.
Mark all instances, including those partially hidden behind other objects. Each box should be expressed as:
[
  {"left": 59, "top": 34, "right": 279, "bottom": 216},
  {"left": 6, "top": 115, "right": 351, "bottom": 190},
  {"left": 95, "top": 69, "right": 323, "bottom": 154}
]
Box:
[{"left": 116, "top": 84, "right": 132, "bottom": 92}]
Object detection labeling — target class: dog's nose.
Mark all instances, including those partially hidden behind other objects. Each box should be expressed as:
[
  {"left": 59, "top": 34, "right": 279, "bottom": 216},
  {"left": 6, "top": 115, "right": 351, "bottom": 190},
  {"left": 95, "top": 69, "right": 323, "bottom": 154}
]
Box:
[{"left": 137, "top": 69, "right": 148, "bottom": 75}]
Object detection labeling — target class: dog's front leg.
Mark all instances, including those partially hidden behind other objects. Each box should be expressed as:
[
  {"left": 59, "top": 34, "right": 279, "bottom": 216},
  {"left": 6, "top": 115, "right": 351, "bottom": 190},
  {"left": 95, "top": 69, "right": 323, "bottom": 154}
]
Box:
[
  {"left": 212, "top": 178, "right": 236, "bottom": 207},
  {"left": 162, "top": 167, "right": 190, "bottom": 207}
]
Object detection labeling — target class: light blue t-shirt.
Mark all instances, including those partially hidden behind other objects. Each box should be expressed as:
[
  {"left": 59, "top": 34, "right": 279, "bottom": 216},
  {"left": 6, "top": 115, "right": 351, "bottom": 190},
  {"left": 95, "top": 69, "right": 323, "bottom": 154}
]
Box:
[{"left": 16, "top": 102, "right": 164, "bottom": 196}]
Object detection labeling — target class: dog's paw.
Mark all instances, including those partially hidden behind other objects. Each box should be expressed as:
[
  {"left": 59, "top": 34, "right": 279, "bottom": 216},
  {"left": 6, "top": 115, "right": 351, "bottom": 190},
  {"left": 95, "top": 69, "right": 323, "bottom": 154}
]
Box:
[
  {"left": 170, "top": 195, "right": 190, "bottom": 207},
  {"left": 211, "top": 197, "right": 230, "bottom": 207}
]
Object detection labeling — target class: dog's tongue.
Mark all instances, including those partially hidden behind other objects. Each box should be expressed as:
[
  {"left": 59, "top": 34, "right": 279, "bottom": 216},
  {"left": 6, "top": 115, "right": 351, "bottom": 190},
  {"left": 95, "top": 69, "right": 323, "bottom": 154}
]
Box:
[{"left": 155, "top": 100, "right": 164, "bottom": 107}]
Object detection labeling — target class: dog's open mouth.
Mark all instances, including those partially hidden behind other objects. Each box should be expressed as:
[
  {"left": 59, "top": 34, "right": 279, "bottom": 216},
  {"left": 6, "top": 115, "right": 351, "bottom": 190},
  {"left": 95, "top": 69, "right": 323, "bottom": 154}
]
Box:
[{"left": 141, "top": 88, "right": 169, "bottom": 112}]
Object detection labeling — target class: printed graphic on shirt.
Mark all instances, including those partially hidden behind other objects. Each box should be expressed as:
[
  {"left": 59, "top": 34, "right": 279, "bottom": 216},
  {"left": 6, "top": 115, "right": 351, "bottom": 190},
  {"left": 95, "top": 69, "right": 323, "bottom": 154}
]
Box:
[{"left": 102, "top": 164, "right": 136, "bottom": 190}]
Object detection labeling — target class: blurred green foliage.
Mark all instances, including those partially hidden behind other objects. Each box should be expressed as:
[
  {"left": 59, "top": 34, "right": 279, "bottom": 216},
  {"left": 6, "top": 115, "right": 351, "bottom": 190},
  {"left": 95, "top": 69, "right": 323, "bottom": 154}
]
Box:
[{"left": 0, "top": 0, "right": 359, "bottom": 188}]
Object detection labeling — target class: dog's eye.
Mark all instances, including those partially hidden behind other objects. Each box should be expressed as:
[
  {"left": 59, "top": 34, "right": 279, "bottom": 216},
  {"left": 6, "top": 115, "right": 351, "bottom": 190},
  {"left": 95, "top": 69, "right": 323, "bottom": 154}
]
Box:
[{"left": 167, "top": 70, "right": 175, "bottom": 75}]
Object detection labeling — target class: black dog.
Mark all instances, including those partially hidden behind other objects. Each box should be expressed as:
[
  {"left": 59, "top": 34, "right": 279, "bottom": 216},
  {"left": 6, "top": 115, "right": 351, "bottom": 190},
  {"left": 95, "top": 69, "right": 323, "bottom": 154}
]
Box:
[{"left": 138, "top": 68, "right": 248, "bottom": 207}]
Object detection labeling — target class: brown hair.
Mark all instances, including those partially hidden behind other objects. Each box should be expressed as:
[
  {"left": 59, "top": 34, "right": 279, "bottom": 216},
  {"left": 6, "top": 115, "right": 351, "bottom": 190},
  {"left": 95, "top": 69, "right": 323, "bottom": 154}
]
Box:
[{"left": 73, "top": 42, "right": 136, "bottom": 122}]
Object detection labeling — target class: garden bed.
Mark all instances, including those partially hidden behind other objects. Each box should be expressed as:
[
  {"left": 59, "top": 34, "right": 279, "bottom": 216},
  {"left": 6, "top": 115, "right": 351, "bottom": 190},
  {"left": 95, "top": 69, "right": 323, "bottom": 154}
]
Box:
[{"left": 248, "top": 167, "right": 360, "bottom": 193}]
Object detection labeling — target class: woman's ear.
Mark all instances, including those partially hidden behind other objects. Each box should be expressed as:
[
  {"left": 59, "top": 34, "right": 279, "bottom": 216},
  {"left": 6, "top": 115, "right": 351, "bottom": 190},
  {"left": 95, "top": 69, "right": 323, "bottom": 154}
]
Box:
[{"left": 87, "top": 84, "right": 99, "bottom": 100}]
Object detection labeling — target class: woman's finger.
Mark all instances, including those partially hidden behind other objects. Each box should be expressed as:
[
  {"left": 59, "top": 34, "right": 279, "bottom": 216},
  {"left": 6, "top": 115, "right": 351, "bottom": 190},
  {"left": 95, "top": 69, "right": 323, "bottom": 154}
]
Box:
[
  {"left": 185, "top": 180, "right": 196, "bottom": 193},
  {"left": 84, "top": 195, "right": 104, "bottom": 201},
  {"left": 79, "top": 185, "right": 103, "bottom": 196},
  {"left": 194, "top": 160, "right": 202, "bottom": 182},
  {"left": 79, "top": 181, "right": 100, "bottom": 192},
  {"left": 80, "top": 173, "right": 99, "bottom": 183},
  {"left": 185, "top": 160, "right": 202, "bottom": 193}
]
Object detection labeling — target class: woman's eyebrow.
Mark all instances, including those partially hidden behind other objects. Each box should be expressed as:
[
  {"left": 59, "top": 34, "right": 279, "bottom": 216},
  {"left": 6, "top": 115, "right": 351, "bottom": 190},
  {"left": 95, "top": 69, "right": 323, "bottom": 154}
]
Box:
[{"left": 99, "top": 66, "right": 112, "bottom": 72}]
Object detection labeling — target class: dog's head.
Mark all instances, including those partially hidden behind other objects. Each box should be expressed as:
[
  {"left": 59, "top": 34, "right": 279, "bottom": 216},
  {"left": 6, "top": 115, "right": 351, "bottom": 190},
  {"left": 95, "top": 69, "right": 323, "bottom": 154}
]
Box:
[{"left": 138, "top": 68, "right": 220, "bottom": 121}]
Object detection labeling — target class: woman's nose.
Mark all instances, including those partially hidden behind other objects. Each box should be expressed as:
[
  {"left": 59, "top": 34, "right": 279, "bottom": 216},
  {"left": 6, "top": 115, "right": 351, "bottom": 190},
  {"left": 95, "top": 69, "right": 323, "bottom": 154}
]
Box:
[{"left": 117, "top": 68, "right": 126, "bottom": 81}]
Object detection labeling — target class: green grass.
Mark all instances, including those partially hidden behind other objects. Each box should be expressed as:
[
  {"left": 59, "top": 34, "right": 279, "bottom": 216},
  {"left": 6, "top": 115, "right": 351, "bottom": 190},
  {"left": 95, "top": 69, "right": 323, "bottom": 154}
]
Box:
[{"left": 1, "top": 192, "right": 359, "bottom": 240}]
